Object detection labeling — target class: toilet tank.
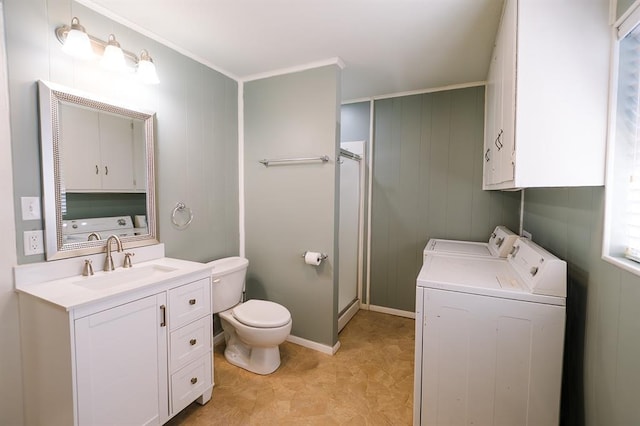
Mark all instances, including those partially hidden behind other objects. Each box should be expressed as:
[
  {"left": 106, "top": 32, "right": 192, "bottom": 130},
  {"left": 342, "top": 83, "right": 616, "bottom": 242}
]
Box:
[{"left": 208, "top": 257, "right": 249, "bottom": 314}]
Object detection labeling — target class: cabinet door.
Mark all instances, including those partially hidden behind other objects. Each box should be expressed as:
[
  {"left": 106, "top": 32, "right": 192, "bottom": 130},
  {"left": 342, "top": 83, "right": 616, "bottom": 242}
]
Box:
[
  {"left": 99, "top": 112, "right": 136, "bottom": 191},
  {"left": 75, "top": 293, "right": 168, "bottom": 425},
  {"left": 59, "top": 103, "right": 102, "bottom": 191},
  {"left": 483, "top": 42, "right": 499, "bottom": 186},
  {"left": 497, "top": 0, "right": 517, "bottom": 184}
]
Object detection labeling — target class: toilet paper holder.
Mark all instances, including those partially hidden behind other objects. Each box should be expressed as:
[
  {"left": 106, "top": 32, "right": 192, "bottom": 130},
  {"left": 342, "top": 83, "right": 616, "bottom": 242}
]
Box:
[{"left": 302, "top": 251, "right": 328, "bottom": 260}]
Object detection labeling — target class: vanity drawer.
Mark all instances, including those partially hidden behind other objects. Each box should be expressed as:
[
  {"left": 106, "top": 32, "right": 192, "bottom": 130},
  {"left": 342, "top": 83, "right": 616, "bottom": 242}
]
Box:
[
  {"left": 170, "top": 316, "right": 212, "bottom": 372},
  {"left": 168, "top": 278, "right": 211, "bottom": 330},
  {"left": 170, "top": 355, "right": 212, "bottom": 415}
]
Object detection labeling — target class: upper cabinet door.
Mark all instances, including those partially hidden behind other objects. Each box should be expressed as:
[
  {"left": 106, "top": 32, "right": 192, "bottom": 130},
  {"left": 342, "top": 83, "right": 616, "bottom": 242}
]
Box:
[{"left": 483, "top": 0, "right": 609, "bottom": 190}]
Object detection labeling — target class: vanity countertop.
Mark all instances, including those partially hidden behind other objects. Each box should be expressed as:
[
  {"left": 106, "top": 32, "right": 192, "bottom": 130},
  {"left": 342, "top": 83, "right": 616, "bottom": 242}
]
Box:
[{"left": 15, "top": 257, "right": 212, "bottom": 312}]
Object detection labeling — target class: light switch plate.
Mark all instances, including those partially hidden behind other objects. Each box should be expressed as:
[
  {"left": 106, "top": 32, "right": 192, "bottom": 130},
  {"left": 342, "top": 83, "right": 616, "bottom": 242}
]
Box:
[{"left": 21, "top": 197, "right": 41, "bottom": 220}]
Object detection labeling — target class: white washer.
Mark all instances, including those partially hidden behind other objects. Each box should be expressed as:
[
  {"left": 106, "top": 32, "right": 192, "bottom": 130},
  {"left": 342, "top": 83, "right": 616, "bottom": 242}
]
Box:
[
  {"left": 62, "top": 216, "right": 136, "bottom": 243},
  {"left": 413, "top": 238, "right": 566, "bottom": 426},
  {"left": 424, "top": 225, "right": 518, "bottom": 260}
]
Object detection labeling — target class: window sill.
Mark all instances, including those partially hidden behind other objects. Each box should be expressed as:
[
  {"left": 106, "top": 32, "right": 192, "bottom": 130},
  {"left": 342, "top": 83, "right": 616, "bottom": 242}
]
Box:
[{"left": 602, "top": 254, "right": 640, "bottom": 278}]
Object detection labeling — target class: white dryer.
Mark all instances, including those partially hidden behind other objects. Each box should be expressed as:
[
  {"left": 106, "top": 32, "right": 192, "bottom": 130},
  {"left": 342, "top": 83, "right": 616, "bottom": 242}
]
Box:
[
  {"left": 413, "top": 238, "right": 566, "bottom": 426},
  {"left": 424, "top": 225, "right": 518, "bottom": 260}
]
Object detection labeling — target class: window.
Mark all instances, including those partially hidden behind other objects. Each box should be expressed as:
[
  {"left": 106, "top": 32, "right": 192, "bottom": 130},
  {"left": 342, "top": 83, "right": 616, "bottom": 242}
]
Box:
[{"left": 604, "top": 7, "right": 640, "bottom": 274}]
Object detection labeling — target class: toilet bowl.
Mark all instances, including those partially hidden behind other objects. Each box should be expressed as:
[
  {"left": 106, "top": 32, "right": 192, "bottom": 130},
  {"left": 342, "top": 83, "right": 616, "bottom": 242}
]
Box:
[{"left": 208, "top": 257, "right": 292, "bottom": 375}]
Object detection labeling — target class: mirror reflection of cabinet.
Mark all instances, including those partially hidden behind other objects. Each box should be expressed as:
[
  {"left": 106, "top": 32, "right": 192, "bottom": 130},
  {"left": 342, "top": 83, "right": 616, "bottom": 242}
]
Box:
[{"left": 59, "top": 103, "right": 146, "bottom": 192}]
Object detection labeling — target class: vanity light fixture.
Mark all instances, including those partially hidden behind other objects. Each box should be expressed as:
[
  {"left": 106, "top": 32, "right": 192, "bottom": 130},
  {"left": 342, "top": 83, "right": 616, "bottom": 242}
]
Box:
[{"left": 55, "top": 17, "right": 160, "bottom": 84}]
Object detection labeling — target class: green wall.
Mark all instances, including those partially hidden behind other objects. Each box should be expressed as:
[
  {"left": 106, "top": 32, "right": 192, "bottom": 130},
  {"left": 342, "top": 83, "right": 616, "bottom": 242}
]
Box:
[
  {"left": 244, "top": 65, "right": 341, "bottom": 347},
  {"left": 523, "top": 187, "right": 640, "bottom": 426},
  {"left": 370, "top": 86, "right": 520, "bottom": 312},
  {"left": 4, "top": 0, "right": 239, "bottom": 264}
]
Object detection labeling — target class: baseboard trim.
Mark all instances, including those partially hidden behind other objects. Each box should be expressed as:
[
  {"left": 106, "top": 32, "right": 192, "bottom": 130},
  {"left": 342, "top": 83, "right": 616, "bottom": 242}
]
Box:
[
  {"left": 369, "top": 304, "right": 416, "bottom": 319},
  {"left": 213, "top": 331, "right": 225, "bottom": 347},
  {"left": 338, "top": 300, "right": 360, "bottom": 332},
  {"left": 286, "top": 334, "right": 341, "bottom": 355}
]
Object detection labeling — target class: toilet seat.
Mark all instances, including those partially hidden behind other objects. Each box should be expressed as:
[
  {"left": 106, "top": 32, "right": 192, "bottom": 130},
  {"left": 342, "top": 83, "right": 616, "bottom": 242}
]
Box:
[{"left": 232, "top": 299, "right": 291, "bottom": 328}]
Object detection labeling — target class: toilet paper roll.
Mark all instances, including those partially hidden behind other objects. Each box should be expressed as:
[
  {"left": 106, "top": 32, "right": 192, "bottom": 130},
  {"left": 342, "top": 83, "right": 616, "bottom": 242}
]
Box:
[{"left": 304, "top": 251, "right": 323, "bottom": 266}]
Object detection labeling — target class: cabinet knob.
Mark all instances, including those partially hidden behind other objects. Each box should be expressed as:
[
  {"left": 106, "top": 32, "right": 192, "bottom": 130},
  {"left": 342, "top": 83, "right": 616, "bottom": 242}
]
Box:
[
  {"left": 190, "top": 377, "right": 198, "bottom": 385},
  {"left": 189, "top": 298, "right": 196, "bottom": 305},
  {"left": 190, "top": 338, "right": 197, "bottom": 346}
]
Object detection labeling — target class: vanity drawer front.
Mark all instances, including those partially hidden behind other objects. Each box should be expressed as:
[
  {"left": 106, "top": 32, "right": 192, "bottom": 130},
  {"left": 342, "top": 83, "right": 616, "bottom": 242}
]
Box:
[
  {"left": 170, "top": 316, "right": 212, "bottom": 372},
  {"left": 168, "top": 278, "right": 211, "bottom": 330},
  {"left": 170, "top": 354, "right": 212, "bottom": 415}
]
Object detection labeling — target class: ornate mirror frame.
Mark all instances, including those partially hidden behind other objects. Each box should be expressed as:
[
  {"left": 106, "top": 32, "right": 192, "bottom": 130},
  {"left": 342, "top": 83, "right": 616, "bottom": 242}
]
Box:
[{"left": 38, "top": 80, "right": 158, "bottom": 260}]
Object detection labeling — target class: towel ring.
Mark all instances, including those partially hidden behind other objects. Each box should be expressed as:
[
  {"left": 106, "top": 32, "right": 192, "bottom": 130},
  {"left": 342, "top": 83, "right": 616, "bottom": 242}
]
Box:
[{"left": 171, "top": 202, "right": 194, "bottom": 230}]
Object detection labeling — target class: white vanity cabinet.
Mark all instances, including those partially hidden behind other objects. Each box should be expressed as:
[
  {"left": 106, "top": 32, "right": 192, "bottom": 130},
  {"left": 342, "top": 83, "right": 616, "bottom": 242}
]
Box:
[
  {"left": 17, "top": 259, "right": 213, "bottom": 426},
  {"left": 483, "top": 0, "right": 609, "bottom": 190},
  {"left": 59, "top": 103, "right": 141, "bottom": 192},
  {"left": 74, "top": 293, "right": 169, "bottom": 425}
]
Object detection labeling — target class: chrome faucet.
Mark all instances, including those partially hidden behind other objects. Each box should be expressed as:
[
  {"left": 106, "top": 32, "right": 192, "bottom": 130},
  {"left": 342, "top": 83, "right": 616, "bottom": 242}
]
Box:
[{"left": 103, "top": 234, "right": 123, "bottom": 272}]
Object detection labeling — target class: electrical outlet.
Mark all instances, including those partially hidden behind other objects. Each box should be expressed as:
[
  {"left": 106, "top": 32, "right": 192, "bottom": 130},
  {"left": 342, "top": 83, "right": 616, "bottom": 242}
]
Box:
[
  {"left": 522, "top": 230, "right": 532, "bottom": 240},
  {"left": 21, "top": 197, "right": 41, "bottom": 220},
  {"left": 24, "top": 230, "right": 44, "bottom": 255}
]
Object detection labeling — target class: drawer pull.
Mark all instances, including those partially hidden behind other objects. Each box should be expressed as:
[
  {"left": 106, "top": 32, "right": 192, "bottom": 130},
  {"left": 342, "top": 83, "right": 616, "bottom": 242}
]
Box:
[
  {"left": 189, "top": 298, "right": 197, "bottom": 305},
  {"left": 190, "top": 377, "right": 198, "bottom": 385},
  {"left": 190, "top": 338, "right": 197, "bottom": 346}
]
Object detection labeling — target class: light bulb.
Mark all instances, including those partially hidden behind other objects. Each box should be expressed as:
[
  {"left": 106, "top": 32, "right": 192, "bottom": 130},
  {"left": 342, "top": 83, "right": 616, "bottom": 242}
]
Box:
[
  {"left": 61, "top": 17, "right": 93, "bottom": 60},
  {"left": 100, "top": 34, "right": 126, "bottom": 72},
  {"left": 137, "top": 50, "right": 160, "bottom": 84}
]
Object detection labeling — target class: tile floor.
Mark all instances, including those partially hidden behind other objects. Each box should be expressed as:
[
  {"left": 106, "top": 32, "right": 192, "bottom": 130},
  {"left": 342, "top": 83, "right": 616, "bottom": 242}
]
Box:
[{"left": 166, "top": 310, "right": 415, "bottom": 425}]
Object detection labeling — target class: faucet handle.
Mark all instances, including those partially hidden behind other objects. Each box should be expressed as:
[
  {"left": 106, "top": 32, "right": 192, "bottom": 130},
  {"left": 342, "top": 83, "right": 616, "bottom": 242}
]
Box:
[
  {"left": 82, "top": 259, "right": 94, "bottom": 276},
  {"left": 123, "top": 252, "right": 135, "bottom": 268}
]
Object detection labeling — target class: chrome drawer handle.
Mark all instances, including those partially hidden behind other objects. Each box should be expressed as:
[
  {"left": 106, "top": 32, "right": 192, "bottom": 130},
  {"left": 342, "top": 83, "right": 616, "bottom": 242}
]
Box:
[
  {"left": 189, "top": 298, "right": 196, "bottom": 305},
  {"left": 190, "top": 377, "right": 198, "bottom": 385},
  {"left": 190, "top": 338, "right": 197, "bottom": 346}
]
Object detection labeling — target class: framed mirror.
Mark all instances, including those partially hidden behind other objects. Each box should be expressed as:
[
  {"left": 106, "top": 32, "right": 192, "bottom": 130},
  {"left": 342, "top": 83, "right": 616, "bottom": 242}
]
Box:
[{"left": 38, "top": 80, "right": 158, "bottom": 260}]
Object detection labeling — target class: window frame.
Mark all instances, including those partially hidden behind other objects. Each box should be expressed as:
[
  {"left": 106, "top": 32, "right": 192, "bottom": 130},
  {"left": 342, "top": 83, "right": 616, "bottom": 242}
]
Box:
[{"left": 603, "top": 3, "right": 640, "bottom": 276}]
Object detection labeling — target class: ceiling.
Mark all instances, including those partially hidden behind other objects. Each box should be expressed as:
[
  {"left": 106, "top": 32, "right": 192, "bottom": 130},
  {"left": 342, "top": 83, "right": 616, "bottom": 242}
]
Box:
[{"left": 78, "top": 0, "right": 504, "bottom": 101}]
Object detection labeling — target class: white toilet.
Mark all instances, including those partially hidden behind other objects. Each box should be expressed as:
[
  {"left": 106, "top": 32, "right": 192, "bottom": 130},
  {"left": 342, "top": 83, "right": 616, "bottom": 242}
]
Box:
[{"left": 208, "top": 256, "right": 292, "bottom": 375}]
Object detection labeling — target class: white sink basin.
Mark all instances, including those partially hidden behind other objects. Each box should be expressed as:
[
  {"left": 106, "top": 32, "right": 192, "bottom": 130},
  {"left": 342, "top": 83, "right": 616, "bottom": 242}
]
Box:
[{"left": 73, "top": 264, "right": 177, "bottom": 290}]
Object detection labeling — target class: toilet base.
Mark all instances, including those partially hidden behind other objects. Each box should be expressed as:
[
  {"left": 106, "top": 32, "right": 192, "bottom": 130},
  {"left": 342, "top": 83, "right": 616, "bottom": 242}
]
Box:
[{"left": 224, "top": 336, "right": 282, "bottom": 375}]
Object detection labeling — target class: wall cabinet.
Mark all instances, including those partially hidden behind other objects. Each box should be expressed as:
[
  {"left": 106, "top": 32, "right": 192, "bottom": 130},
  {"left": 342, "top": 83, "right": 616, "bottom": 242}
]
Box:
[
  {"left": 59, "top": 103, "right": 145, "bottom": 192},
  {"left": 483, "top": 0, "right": 609, "bottom": 189},
  {"left": 18, "top": 268, "right": 212, "bottom": 426}
]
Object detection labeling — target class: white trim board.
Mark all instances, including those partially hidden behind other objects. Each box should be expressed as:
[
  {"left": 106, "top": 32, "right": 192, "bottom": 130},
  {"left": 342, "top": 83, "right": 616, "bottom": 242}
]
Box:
[
  {"left": 215, "top": 330, "right": 341, "bottom": 355},
  {"left": 343, "top": 80, "right": 486, "bottom": 105},
  {"left": 369, "top": 305, "right": 416, "bottom": 320},
  {"left": 242, "top": 57, "right": 346, "bottom": 83},
  {"left": 286, "top": 334, "right": 341, "bottom": 355}
]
